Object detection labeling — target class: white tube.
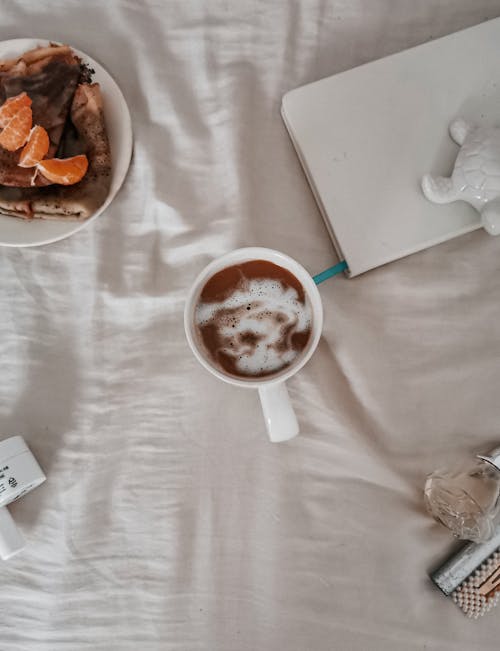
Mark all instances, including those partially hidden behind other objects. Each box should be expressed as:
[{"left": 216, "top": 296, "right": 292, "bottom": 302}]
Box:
[{"left": 0, "top": 506, "right": 25, "bottom": 560}]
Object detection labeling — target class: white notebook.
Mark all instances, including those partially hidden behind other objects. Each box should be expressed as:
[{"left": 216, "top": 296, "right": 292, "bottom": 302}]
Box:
[{"left": 282, "top": 18, "right": 500, "bottom": 277}]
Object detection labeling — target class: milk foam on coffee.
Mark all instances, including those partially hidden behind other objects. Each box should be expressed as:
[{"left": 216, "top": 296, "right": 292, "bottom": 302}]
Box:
[{"left": 195, "top": 261, "right": 312, "bottom": 378}]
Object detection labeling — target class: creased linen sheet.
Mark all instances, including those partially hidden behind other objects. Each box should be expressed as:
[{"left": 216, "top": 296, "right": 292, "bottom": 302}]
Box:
[{"left": 1, "top": 1, "right": 500, "bottom": 649}]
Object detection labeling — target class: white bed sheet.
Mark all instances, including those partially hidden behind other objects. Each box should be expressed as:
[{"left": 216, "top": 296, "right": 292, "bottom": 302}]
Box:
[{"left": 1, "top": 1, "right": 500, "bottom": 649}]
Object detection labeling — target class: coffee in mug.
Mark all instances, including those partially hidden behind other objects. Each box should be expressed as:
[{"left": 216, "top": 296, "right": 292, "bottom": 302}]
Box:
[
  {"left": 185, "top": 247, "right": 324, "bottom": 442},
  {"left": 194, "top": 260, "right": 312, "bottom": 379}
]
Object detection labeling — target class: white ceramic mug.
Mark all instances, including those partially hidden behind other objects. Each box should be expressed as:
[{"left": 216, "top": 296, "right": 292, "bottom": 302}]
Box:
[{"left": 184, "top": 247, "right": 323, "bottom": 442}]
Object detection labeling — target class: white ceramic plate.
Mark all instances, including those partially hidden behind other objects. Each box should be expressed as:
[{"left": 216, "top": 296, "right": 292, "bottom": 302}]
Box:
[{"left": 0, "top": 38, "right": 133, "bottom": 247}]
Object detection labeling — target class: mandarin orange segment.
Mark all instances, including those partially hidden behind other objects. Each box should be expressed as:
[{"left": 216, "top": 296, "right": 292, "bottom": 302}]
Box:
[
  {"left": 18, "top": 125, "right": 50, "bottom": 167},
  {"left": 0, "top": 92, "right": 32, "bottom": 128},
  {"left": 37, "top": 154, "right": 88, "bottom": 185},
  {"left": 0, "top": 105, "right": 32, "bottom": 151}
]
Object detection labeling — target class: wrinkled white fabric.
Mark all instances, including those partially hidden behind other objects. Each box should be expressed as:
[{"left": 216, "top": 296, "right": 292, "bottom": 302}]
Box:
[{"left": 1, "top": 1, "right": 500, "bottom": 649}]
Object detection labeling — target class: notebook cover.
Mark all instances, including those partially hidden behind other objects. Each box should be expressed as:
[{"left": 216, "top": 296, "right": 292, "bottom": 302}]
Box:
[{"left": 282, "top": 18, "right": 500, "bottom": 277}]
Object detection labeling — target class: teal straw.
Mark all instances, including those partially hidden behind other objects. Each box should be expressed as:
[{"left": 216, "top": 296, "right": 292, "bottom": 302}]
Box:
[{"left": 313, "top": 260, "right": 348, "bottom": 284}]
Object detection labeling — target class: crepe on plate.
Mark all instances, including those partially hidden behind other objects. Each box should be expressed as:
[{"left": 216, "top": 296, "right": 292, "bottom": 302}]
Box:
[{"left": 0, "top": 44, "right": 111, "bottom": 220}]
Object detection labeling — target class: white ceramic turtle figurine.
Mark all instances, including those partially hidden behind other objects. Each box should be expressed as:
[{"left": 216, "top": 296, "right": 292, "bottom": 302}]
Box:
[{"left": 422, "top": 118, "right": 500, "bottom": 235}]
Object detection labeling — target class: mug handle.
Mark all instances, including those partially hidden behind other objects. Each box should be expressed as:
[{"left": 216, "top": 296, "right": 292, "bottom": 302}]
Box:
[{"left": 258, "top": 382, "right": 299, "bottom": 442}]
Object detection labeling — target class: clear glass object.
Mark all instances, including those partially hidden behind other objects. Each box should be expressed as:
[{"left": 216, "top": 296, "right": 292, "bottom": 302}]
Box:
[{"left": 424, "top": 447, "right": 500, "bottom": 543}]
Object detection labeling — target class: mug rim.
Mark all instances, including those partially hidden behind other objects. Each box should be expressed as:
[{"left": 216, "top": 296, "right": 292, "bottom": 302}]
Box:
[{"left": 184, "top": 247, "right": 323, "bottom": 388}]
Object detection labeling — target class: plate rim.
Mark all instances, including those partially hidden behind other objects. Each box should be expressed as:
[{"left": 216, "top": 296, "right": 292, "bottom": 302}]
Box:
[{"left": 0, "top": 37, "right": 133, "bottom": 247}]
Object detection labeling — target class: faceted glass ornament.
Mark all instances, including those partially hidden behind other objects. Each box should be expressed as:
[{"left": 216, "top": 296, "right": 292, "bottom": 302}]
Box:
[{"left": 424, "top": 458, "right": 500, "bottom": 543}]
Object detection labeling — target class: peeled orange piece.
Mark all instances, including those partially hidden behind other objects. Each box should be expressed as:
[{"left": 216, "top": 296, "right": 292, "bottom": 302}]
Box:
[
  {"left": 0, "top": 92, "right": 32, "bottom": 128},
  {"left": 37, "top": 154, "right": 88, "bottom": 185},
  {"left": 0, "top": 105, "right": 32, "bottom": 151},
  {"left": 18, "top": 125, "right": 50, "bottom": 167}
]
